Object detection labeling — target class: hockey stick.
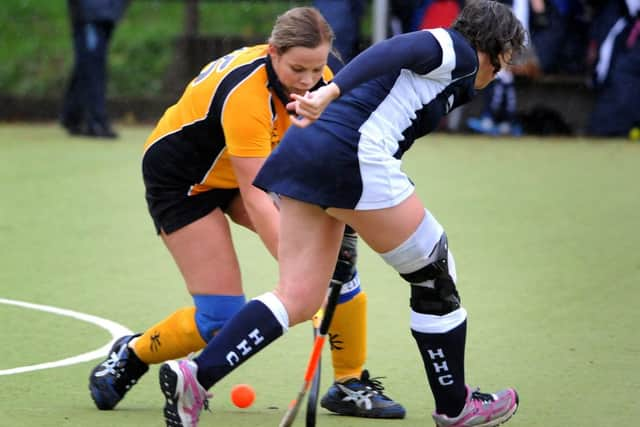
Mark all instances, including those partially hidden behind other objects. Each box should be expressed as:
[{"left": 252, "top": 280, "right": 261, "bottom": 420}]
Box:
[
  {"left": 305, "top": 308, "right": 324, "bottom": 427},
  {"left": 279, "top": 280, "right": 342, "bottom": 427}
]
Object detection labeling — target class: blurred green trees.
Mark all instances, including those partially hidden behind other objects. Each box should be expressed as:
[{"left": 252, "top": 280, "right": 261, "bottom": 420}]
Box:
[{"left": 1, "top": 0, "right": 307, "bottom": 98}]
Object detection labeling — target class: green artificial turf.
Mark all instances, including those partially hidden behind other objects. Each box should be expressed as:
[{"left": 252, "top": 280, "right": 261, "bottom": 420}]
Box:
[{"left": 1, "top": 123, "right": 638, "bottom": 426}]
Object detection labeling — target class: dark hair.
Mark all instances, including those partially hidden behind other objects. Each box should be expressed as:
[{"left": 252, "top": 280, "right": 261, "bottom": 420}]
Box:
[
  {"left": 452, "top": 0, "right": 526, "bottom": 72},
  {"left": 268, "top": 7, "right": 334, "bottom": 54}
]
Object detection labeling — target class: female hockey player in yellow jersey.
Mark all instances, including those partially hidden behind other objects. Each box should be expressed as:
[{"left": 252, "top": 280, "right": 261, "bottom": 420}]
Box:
[{"left": 88, "top": 6, "right": 404, "bottom": 420}]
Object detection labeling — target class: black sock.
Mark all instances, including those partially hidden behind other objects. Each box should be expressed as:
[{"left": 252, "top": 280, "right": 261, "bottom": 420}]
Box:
[
  {"left": 194, "top": 299, "right": 284, "bottom": 389},
  {"left": 411, "top": 319, "right": 467, "bottom": 417},
  {"left": 126, "top": 345, "right": 149, "bottom": 372}
]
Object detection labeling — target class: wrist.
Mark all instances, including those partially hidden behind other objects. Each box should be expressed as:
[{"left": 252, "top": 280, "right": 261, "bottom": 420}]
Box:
[{"left": 328, "top": 82, "right": 341, "bottom": 100}]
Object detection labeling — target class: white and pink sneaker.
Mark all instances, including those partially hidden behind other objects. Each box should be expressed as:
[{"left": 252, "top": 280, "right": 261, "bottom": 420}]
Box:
[
  {"left": 432, "top": 385, "right": 519, "bottom": 427},
  {"left": 160, "top": 360, "right": 212, "bottom": 427}
]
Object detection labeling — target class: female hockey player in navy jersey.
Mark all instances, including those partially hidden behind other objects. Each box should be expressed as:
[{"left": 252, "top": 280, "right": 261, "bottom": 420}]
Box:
[{"left": 158, "top": 2, "right": 527, "bottom": 426}]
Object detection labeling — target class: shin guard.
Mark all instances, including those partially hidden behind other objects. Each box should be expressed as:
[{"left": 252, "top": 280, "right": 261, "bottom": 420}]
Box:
[
  {"left": 329, "top": 287, "right": 367, "bottom": 381},
  {"left": 133, "top": 307, "right": 206, "bottom": 364}
]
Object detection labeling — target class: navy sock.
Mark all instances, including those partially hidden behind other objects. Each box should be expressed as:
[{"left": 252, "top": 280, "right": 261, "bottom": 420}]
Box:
[
  {"left": 411, "top": 319, "right": 467, "bottom": 417},
  {"left": 194, "top": 299, "right": 284, "bottom": 389}
]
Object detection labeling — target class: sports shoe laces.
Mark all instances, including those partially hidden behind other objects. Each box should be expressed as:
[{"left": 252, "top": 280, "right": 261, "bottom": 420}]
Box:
[
  {"left": 94, "top": 344, "right": 139, "bottom": 392},
  {"left": 469, "top": 388, "right": 498, "bottom": 407},
  {"left": 190, "top": 381, "right": 211, "bottom": 415},
  {"left": 186, "top": 353, "right": 212, "bottom": 411},
  {"left": 94, "top": 351, "right": 121, "bottom": 377},
  {"left": 181, "top": 359, "right": 212, "bottom": 420},
  {"left": 189, "top": 389, "right": 211, "bottom": 423},
  {"left": 360, "top": 370, "right": 391, "bottom": 399},
  {"left": 95, "top": 344, "right": 129, "bottom": 377}
]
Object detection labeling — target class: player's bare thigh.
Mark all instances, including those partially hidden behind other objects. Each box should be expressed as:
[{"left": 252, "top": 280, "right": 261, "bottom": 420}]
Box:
[
  {"left": 327, "top": 191, "right": 425, "bottom": 254},
  {"left": 225, "top": 193, "right": 255, "bottom": 231},
  {"left": 274, "top": 197, "right": 344, "bottom": 326},
  {"left": 161, "top": 207, "right": 243, "bottom": 296}
]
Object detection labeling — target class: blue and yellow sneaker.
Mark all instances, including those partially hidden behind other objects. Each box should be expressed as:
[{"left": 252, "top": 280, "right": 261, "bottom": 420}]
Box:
[
  {"left": 320, "top": 369, "right": 406, "bottom": 418},
  {"left": 89, "top": 334, "right": 149, "bottom": 410}
]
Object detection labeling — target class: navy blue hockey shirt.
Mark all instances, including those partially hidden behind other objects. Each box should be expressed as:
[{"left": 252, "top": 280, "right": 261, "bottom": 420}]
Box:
[{"left": 321, "top": 28, "right": 478, "bottom": 158}]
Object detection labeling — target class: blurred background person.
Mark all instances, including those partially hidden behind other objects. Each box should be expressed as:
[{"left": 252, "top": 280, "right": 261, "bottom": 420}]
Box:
[
  {"left": 466, "top": 0, "right": 544, "bottom": 136},
  {"left": 60, "top": 0, "right": 130, "bottom": 139},
  {"left": 587, "top": 0, "right": 640, "bottom": 136},
  {"left": 400, "top": 0, "right": 465, "bottom": 131},
  {"left": 529, "top": 0, "right": 592, "bottom": 76},
  {"left": 388, "top": 0, "right": 425, "bottom": 34},
  {"left": 313, "top": 0, "right": 365, "bottom": 69},
  {"left": 406, "top": 0, "right": 464, "bottom": 33}
]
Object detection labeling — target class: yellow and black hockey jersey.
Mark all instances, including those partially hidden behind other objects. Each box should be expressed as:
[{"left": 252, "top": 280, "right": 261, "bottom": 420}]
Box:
[{"left": 143, "top": 44, "right": 333, "bottom": 196}]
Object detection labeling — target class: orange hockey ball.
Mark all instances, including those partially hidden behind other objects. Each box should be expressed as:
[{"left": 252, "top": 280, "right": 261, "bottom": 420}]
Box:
[{"left": 231, "top": 384, "right": 255, "bottom": 408}]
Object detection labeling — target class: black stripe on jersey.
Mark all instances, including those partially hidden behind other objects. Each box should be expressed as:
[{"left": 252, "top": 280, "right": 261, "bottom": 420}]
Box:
[
  {"left": 179, "top": 57, "right": 267, "bottom": 181},
  {"left": 208, "top": 56, "right": 267, "bottom": 125},
  {"left": 265, "top": 54, "right": 330, "bottom": 112},
  {"left": 265, "top": 55, "right": 290, "bottom": 107}
]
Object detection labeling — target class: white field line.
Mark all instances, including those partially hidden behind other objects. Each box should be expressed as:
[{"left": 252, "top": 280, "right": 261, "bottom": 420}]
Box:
[{"left": 0, "top": 297, "right": 133, "bottom": 376}]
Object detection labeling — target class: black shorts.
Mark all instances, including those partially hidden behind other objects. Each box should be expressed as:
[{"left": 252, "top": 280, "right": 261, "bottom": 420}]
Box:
[
  {"left": 144, "top": 187, "right": 239, "bottom": 235},
  {"left": 142, "top": 138, "right": 239, "bottom": 234}
]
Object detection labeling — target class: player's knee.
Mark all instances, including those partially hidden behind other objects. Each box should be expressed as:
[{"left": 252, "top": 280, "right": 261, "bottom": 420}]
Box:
[
  {"left": 381, "top": 209, "right": 460, "bottom": 315},
  {"left": 404, "top": 235, "right": 461, "bottom": 315},
  {"left": 193, "top": 294, "right": 246, "bottom": 341},
  {"left": 409, "top": 280, "right": 460, "bottom": 315}
]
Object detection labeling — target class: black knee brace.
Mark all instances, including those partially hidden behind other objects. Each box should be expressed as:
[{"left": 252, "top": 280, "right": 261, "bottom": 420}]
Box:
[
  {"left": 331, "top": 227, "right": 358, "bottom": 285},
  {"left": 401, "top": 233, "right": 461, "bottom": 315},
  {"left": 409, "top": 280, "right": 460, "bottom": 316}
]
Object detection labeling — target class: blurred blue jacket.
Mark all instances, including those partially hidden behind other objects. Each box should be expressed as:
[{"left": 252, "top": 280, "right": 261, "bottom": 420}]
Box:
[{"left": 68, "top": 0, "right": 130, "bottom": 23}]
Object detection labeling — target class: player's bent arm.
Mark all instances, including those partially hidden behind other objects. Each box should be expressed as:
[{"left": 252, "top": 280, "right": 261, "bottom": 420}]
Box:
[
  {"left": 292, "top": 32, "right": 443, "bottom": 128},
  {"left": 230, "top": 155, "right": 280, "bottom": 259},
  {"left": 332, "top": 31, "right": 443, "bottom": 92}
]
